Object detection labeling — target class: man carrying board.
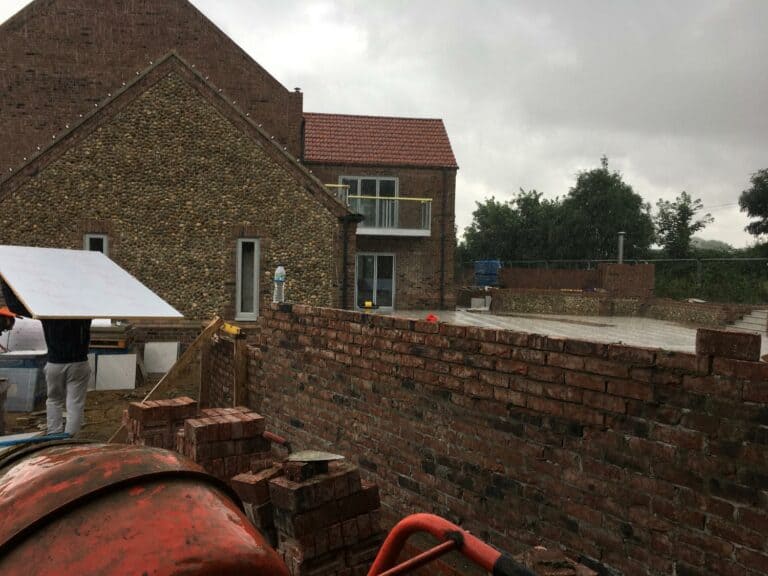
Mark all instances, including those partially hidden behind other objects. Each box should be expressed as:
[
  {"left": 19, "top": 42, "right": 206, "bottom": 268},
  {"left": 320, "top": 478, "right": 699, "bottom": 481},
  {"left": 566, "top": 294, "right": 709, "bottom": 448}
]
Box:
[
  {"left": 0, "top": 245, "right": 182, "bottom": 438},
  {"left": 2, "top": 282, "right": 91, "bottom": 436}
]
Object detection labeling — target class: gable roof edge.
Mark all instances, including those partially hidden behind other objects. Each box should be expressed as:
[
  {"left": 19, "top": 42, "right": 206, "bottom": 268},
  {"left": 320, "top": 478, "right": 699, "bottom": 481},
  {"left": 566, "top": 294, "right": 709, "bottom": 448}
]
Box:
[{"left": 0, "top": 51, "right": 350, "bottom": 219}]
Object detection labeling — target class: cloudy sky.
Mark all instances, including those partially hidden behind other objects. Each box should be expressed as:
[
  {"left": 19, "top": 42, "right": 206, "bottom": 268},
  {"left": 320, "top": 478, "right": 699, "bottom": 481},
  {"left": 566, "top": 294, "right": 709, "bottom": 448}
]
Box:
[{"left": 2, "top": 0, "right": 766, "bottom": 247}]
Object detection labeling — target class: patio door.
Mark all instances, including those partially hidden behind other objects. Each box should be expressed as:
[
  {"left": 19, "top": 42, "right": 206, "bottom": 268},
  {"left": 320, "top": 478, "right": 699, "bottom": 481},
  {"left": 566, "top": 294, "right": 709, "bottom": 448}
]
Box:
[{"left": 356, "top": 253, "right": 395, "bottom": 310}]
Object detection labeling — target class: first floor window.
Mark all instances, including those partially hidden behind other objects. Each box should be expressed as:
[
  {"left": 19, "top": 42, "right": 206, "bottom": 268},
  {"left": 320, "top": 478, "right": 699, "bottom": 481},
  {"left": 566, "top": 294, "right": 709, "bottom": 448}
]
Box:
[
  {"left": 340, "top": 176, "right": 398, "bottom": 228},
  {"left": 236, "top": 238, "right": 260, "bottom": 320},
  {"left": 84, "top": 233, "right": 109, "bottom": 256}
]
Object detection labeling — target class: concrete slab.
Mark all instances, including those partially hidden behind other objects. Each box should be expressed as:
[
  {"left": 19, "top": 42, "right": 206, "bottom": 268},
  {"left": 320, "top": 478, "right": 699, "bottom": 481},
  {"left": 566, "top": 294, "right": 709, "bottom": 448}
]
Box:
[{"left": 394, "top": 309, "right": 768, "bottom": 355}]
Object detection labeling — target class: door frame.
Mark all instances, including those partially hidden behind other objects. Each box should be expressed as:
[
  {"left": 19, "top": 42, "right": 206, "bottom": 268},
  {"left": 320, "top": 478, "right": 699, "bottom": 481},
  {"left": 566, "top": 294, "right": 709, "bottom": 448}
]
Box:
[{"left": 354, "top": 252, "right": 396, "bottom": 311}]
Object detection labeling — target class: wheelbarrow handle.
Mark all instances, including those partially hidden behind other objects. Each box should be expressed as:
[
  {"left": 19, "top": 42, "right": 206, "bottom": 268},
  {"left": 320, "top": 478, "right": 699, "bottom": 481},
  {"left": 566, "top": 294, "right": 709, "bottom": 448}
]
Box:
[{"left": 367, "top": 513, "right": 536, "bottom": 576}]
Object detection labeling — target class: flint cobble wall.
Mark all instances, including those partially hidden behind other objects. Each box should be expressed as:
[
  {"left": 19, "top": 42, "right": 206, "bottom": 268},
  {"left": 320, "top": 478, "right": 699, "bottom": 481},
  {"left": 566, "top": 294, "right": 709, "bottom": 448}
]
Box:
[{"left": 0, "top": 69, "right": 344, "bottom": 319}]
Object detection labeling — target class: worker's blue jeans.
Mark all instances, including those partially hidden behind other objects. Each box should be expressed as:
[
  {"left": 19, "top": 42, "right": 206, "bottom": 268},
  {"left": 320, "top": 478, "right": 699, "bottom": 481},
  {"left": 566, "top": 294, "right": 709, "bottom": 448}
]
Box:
[{"left": 45, "top": 360, "right": 90, "bottom": 436}]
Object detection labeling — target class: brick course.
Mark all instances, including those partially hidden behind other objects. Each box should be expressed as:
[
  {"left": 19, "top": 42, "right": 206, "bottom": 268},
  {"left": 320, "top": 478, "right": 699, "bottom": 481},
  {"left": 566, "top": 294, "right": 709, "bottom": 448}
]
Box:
[{"left": 204, "top": 304, "right": 768, "bottom": 576}]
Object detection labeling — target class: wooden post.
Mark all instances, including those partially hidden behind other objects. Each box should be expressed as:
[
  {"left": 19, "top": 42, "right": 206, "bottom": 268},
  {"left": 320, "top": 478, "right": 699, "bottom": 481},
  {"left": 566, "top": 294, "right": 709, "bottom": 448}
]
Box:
[
  {"left": 108, "top": 316, "right": 222, "bottom": 443},
  {"left": 233, "top": 336, "right": 249, "bottom": 407}
]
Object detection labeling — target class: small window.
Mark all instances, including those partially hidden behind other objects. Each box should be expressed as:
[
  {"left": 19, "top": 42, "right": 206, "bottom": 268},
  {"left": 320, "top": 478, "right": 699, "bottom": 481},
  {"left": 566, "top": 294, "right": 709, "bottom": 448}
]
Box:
[
  {"left": 84, "top": 234, "right": 109, "bottom": 256},
  {"left": 236, "top": 238, "right": 260, "bottom": 320}
]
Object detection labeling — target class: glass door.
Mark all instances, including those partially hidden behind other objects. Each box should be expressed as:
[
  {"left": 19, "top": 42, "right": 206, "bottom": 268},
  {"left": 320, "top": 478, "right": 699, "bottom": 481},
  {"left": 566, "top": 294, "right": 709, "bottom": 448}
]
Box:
[{"left": 355, "top": 254, "right": 395, "bottom": 310}]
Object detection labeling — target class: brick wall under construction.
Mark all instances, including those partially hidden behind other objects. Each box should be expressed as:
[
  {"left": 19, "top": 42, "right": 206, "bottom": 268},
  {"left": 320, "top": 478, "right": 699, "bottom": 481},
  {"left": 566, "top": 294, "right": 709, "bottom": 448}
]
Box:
[{"left": 201, "top": 304, "right": 768, "bottom": 576}]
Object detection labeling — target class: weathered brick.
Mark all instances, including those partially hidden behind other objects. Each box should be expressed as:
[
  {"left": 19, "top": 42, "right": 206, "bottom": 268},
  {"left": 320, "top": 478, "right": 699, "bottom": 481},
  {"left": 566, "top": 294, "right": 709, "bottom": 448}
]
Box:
[
  {"left": 696, "top": 328, "right": 761, "bottom": 361},
  {"left": 564, "top": 371, "right": 606, "bottom": 391},
  {"left": 547, "top": 352, "right": 585, "bottom": 371},
  {"left": 583, "top": 358, "right": 630, "bottom": 378},
  {"left": 606, "top": 378, "right": 652, "bottom": 401}
]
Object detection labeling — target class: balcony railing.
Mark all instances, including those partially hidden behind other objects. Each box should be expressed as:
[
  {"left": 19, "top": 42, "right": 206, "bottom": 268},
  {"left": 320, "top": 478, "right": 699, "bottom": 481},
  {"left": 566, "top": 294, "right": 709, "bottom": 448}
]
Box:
[{"left": 329, "top": 186, "right": 432, "bottom": 236}]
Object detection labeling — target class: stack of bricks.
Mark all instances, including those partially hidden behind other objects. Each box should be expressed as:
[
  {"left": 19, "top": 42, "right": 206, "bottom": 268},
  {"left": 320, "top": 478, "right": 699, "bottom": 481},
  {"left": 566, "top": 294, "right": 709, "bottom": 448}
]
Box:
[
  {"left": 125, "top": 396, "right": 198, "bottom": 449},
  {"left": 175, "top": 406, "right": 271, "bottom": 481},
  {"left": 231, "top": 464, "right": 284, "bottom": 547},
  {"left": 268, "top": 459, "right": 384, "bottom": 576}
]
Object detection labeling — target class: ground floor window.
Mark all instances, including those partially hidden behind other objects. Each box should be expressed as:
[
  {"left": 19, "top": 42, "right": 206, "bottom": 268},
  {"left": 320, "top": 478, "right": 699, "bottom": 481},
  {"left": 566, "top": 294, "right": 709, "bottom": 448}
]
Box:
[
  {"left": 236, "top": 238, "right": 259, "bottom": 320},
  {"left": 84, "top": 233, "right": 109, "bottom": 256},
  {"left": 356, "top": 253, "right": 394, "bottom": 309}
]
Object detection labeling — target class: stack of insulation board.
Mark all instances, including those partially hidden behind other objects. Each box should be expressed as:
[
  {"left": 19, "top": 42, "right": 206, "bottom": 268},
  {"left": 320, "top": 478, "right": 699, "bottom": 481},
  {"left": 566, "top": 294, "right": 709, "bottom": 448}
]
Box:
[
  {"left": 175, "top": 407, "right": 271, "bottom": 481},
  {"left": 268, "top": 460, "right": 384, "bottom": 576}
]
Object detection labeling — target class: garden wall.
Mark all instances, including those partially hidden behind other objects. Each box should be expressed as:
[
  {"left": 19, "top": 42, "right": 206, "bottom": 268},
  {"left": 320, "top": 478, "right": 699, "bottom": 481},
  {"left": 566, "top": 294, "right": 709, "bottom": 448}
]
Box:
[
  {"left": 489, "top": 291, "right": 749, "bottom": 328},
  {"left": 207, "top": 304, "right": 768, "bottom": 576}
]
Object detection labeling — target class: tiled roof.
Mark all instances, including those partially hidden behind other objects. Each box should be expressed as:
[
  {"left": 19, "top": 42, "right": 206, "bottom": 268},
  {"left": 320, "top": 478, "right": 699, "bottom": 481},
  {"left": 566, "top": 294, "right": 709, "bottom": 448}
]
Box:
[{"left": 303, "top": 113, "right": 458, "bottom": 169}]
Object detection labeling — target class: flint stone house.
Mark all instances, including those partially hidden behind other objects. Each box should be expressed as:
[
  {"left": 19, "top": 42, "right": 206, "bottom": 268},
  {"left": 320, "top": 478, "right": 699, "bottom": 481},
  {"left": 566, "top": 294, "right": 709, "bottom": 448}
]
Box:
[{"left": 0, "top": 0, "right": 457, "bottom": 319}]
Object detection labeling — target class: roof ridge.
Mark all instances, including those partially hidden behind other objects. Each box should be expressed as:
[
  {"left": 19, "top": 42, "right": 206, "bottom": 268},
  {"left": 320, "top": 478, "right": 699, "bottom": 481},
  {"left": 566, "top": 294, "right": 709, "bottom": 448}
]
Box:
[{"left": 304, "top": 112, "right": 446, "bottom": 123}]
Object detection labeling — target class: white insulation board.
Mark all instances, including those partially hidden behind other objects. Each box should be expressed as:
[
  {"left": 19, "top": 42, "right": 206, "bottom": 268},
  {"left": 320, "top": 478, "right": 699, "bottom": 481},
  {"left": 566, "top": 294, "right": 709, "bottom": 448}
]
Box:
[
  {"left": 95, "top": 354, "right": 137, "bottom": 390},
  {"left": 0, "top": 245, "right": 182, "bottom": 320},
  {"left": 144, "top": 342, "right": 179, "bottom": 374}
]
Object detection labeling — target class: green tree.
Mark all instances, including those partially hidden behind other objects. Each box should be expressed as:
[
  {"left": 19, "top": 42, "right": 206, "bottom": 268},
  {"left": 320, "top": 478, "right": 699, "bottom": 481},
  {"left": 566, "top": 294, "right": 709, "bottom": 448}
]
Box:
[
  {"left": 460, "top": 197, "right": 519, "bottom": 261},
  {"left": 655, "top": 191, "right": 713, "bottom": 258},
  {"left": 513, "top": 189, "right": 562, "bottom": 260},
  {"left": 739, "top": 168, "right": 768, "bottom": 237},
  {"left": 559, "top": 156, "right": 654, "bottom": 259}
]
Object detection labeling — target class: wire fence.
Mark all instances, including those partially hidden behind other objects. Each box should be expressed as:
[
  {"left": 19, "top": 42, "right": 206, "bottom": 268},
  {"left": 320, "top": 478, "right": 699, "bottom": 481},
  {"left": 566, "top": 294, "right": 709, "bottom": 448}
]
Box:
[{"left": 456, "top": 258, "right": 768, "bottom": 304}]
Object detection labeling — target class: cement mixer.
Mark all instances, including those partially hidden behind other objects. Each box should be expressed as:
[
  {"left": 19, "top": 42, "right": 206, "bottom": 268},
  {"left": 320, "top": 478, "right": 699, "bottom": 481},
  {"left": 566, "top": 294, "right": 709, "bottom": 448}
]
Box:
[
  {"left": 0, "top": 440, "right": 288, "bottom": 575},
  {"left": 0, "top": 440, "right": 535, "bottom": 576}
]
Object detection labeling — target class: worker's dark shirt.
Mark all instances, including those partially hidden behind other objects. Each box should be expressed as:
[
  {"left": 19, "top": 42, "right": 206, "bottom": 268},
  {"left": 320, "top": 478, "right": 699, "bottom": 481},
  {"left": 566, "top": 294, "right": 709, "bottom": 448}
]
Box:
[
  {"left": 42, "top": 320, "right": 91, "bottom": 364},
  {"left": 2, "top": 280, "right": 91, "bottom": 363}
]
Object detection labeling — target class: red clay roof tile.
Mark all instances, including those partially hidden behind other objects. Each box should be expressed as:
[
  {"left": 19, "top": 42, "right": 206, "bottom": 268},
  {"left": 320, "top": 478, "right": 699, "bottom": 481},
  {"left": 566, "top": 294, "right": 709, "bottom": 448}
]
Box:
[{"left": 303, "top": 112, "right": 458, "bottom": 169}]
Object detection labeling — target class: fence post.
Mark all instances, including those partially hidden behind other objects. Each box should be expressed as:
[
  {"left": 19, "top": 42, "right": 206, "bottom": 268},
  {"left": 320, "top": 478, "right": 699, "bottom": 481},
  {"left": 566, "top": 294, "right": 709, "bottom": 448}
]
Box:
[{"left": 696, "top": 259, "right": 702, "bottom": 291}]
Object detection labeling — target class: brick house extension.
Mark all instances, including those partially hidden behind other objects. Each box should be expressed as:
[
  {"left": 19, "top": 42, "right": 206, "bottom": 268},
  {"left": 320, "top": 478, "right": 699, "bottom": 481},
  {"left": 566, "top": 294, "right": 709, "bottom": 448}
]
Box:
[
  {"left": 0, "top": 0, "right": 457, "bottom": 317},
  {"left": 304, "top": 114, "right": 458, "bottom": 310}
]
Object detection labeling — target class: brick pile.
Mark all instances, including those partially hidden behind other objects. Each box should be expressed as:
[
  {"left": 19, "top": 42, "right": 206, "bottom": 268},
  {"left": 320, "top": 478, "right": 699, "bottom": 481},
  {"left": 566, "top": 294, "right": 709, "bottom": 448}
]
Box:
[
  {"left": 124, "top": 396, "right": 198, "bottom": 449},
  {"left": 175, "top": 406, "right": 271, "bottom": 481},
  {"left": 231, "top": 465, "right": 283, "bottom": 547},
  {"left": 268, "top": 459, "right": 384, "bottom": 576}
]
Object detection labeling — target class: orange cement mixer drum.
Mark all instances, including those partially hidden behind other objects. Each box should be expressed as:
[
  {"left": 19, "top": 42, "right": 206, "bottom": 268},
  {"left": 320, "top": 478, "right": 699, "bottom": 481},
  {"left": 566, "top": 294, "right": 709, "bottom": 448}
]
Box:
[{"left": 0, "top": 441, "right": 289, "bottom": 576}]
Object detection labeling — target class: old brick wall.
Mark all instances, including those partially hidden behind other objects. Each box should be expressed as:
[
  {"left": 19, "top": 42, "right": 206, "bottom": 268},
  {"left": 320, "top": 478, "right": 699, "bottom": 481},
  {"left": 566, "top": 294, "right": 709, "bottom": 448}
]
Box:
[
  {"left": 209, "top": 304, "right": 768, "bottom": 576},
  {"left": 500, "top": 268, "right": 601, "bottom": 291},
  {"left": 499, "top": 264, "right": 653, "bottom": 298},
  {"left": 201, "top": 334, "right": 236, "bottom": 408},
  {"left": 0, "top": 64, "right": 344, "bottom": 319},
  {"left": 490, "top": 290, "right": 750, "bottom": 328},
  {"left": 598, "top": 264, "right": 654, "bottom": 299},
  {"left": 306, "top": 164, "right": 457, "bottom": 310},
  {"left": 0, "top": 0, "right": 304, "bottom": 172}
]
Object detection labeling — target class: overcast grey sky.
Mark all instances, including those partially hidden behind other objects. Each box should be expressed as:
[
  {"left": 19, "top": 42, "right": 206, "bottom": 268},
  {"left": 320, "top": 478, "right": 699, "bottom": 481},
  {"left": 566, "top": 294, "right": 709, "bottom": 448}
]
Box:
[{"left": 2, "top": 0, "right": 766, "bottom": 247}]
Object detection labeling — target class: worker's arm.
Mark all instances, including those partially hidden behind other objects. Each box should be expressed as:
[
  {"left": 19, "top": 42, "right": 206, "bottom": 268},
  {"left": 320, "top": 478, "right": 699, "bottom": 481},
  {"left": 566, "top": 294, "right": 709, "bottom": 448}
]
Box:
[{"left": 1, "top": 279, "right": 31, "bottom": 317}]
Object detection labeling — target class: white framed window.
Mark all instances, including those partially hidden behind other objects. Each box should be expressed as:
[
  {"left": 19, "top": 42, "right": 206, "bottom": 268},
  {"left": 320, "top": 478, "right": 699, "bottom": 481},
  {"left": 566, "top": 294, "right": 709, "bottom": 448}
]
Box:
[
  {"left": 84, "top": 233, "right": 109, "bottom": 256},
  {"left": 340, "top": 176, "right": 398, "bottom": 228},
  {"left": 236, "top": 238, "right": 260, "bottom": 320}
]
